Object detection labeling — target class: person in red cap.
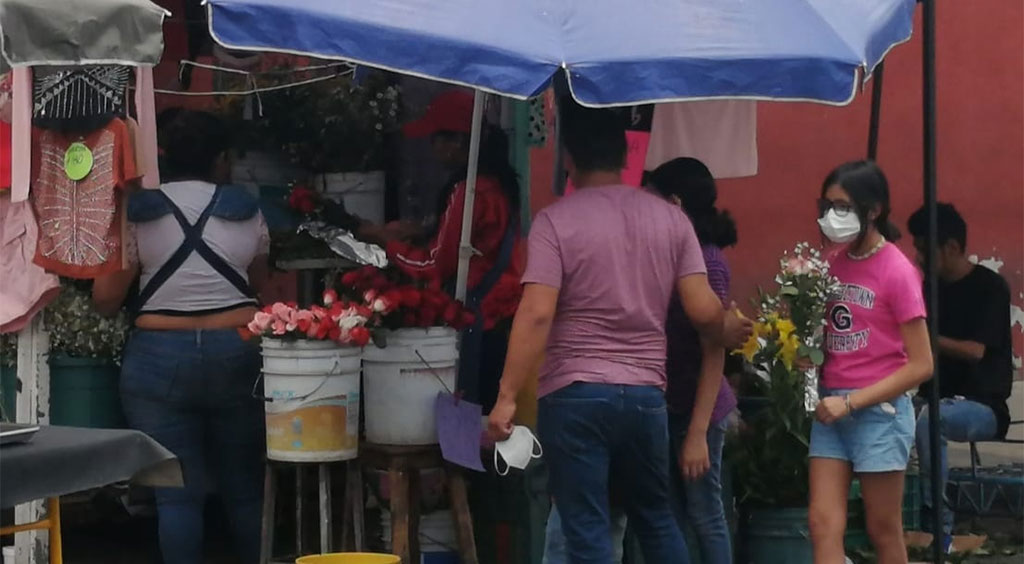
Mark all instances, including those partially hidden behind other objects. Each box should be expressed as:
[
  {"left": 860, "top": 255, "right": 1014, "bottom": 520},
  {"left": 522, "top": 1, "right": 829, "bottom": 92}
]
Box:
[{"left": 392, "top": 90, "right": 525, "bottom": 413}]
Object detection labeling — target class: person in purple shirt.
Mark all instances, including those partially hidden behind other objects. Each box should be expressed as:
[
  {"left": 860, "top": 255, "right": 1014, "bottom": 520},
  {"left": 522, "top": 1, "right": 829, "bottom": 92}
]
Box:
[
  {"left": 648, "top": 157, "right": 739, "bottom": 563},
  {"left": 487, "top": 101, "right": 752, "bottom": 564}
]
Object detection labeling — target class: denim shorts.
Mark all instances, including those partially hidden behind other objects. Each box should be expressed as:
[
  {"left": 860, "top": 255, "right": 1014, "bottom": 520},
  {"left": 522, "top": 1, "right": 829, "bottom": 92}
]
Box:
[{"left": 809, "top": 389, "right": 914, "bottom": 473}]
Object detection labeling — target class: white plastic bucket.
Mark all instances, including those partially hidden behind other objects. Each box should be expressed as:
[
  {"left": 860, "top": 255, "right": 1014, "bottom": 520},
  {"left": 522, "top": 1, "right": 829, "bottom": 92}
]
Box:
[
  {"left": 362, "top": 328, "right": 458, "bottom": 445},
  {"left": 261, "top": 339, "right": 362, "bottom": 462},
  {"left": 231, "top": 150, "right": 302, "bottom": 188},
  {"left": 320, "top": 171, "right": 386, "bottom": 225}
]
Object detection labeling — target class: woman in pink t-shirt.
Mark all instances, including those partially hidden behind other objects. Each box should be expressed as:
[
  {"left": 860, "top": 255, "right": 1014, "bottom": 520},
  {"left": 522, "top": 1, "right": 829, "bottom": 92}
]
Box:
[{"left": 808, "top": 161, "right": 933, "bottom": 564}]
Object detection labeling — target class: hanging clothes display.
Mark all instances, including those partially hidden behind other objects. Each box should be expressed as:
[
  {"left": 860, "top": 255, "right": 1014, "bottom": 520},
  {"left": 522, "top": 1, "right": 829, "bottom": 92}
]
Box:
[
  {"left": 10, "top": 67, "right": 32, "bottom": 202},
  {"left": 31, "top": 117, "right": 139, "bottom": 278},
  {"left": 0, "top": 192, "right": 61, "bottom": 334},
  {"left": 0, "top": 121, "right": 10, "bottom": 189},
  {"left": 133, "top": 66, "right": 160, "bottom": 188},
  {"left": 32, "top": 66, "right": 131, "bottom": 125},
  {"left": 644, "top": 100, "right": 758, "bottom": 179},
  {"left": 0, "top": 72, "right": 12, "bottom": 190}
]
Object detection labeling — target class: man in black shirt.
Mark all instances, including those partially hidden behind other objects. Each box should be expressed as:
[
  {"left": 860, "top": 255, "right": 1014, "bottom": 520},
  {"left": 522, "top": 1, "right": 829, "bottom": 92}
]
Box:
[{"left": 908, "top": 203, "right": 1014, "bottom": 550}]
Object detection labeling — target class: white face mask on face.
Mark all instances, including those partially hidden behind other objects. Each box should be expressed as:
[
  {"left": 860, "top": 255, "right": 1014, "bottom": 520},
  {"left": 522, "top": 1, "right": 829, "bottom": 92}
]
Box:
[{"left": 817, "top": 209, "right": 861, "bottom": 244}]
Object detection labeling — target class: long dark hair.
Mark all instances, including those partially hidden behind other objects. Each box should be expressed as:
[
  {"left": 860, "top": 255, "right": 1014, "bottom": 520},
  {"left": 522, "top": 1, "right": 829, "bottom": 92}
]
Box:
[
  {"left": 432, "top": 125, "right": 520, "bottom": 231},
  {"left": 647, "top": 157, "right": 737, "bottom": 248},
  {"left": 821, "top": 160, "right": 900, "bottom": 246}
]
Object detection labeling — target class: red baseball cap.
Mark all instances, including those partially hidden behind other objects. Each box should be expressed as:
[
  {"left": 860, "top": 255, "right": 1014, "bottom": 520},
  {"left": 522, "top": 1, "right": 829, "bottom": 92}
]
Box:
[{"left": 402, "top": 90, "right": 474, "bottom": 138}]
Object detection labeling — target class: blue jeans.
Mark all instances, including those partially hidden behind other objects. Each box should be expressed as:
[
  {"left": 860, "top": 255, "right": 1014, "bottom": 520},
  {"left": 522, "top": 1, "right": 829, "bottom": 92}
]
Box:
[
  {"left": 121, "top": 329, "right": 265, "bottom": 564},
  {"left": 915, "top": 398, "right": 998, "bottom": 536},
  {"left": 539, "top": 382, "right": 689, "bottom": 564},
  {"left": 543, "top": 504, "right": 627, "bottom": 564},
  {"left": 669, "top": 415, "right": 732, "bottom": 564}
]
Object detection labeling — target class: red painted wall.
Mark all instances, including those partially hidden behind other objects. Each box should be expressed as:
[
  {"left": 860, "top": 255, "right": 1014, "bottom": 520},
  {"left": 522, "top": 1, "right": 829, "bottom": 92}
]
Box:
[{"left": 530, "top": 1, "right": 1024, "bottom": 367}]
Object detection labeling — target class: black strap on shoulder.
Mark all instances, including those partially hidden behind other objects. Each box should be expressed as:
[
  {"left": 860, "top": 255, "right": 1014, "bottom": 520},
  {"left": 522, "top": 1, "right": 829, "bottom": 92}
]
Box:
[
  {"left": 466, "top": 214, "right": 518, "bottom": 308},
  {"left": 456, "top": 215, "right": 518, "bottom": 406},
  {"left": 134, "top": 186, "right": 256, "bottom": 311}
]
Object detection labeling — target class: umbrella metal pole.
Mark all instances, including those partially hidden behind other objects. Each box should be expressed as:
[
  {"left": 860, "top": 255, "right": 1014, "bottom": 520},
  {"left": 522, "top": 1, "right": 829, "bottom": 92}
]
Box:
[
  {"left": 454, "top": 90, "right": 487, "bottom": 303},
  {"left": 867, "top": 62, "right": 885, "bottom": 160},
  {"left": 921, "top": 1, "right": 943, "bottom": 562}
]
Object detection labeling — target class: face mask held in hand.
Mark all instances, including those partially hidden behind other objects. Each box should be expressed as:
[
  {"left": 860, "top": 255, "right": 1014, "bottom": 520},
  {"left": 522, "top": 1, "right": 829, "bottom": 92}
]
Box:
[
  {"left": 817, "top": 209, "right": 861, "bottom": 244},
  {"left": 493, "top": 425, "right": 543, "bottom": 476}
]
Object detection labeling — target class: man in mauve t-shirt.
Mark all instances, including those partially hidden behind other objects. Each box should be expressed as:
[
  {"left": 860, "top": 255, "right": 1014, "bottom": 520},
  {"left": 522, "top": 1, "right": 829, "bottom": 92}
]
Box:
[{"left": 487, "top": 102, "right": 752, "bottom": 564}]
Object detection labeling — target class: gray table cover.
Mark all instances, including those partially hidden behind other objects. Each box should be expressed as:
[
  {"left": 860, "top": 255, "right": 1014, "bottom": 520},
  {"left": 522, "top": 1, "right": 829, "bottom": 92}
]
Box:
[
  {"left": 0, "top": 426, "right": 182, "bottom": 508},
  {"left": 0, "top": 0, "right": 167, "bottom": 70}
]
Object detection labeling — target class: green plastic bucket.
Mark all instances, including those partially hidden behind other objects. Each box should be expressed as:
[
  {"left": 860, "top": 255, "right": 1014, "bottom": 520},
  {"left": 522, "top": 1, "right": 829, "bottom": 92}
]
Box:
[
  {"left": 846, "top": 480, "right": 869, "bottom": 550},
  {"left": 48, "top": 354, "right": 125, "bottom": 428},
  {"left": 0, "top": 363, "right": 16, "bottom": 420},
  {"left": 743, "top": 507, "right": 814, "bottom": 564},
  {"left": 903, "top": 471, "right": 921, "bottom": 531}
]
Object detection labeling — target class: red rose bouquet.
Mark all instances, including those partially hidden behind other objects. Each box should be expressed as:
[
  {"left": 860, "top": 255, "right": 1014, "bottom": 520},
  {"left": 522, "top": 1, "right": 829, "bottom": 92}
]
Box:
[
  {"left": 339, "top": 266, "right": 475, "bottom": 331},
  {"left": 245, "top": 290, "right": 372, "bottom": 347},
  {"left": 287, "top": 182, "right": 318, "bottom": 215}
]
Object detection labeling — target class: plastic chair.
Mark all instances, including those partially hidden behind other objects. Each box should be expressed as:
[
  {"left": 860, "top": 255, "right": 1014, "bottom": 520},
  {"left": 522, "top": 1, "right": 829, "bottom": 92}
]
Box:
[{"left": 969, "top": 420, "right": 1024, "bottom": 479}]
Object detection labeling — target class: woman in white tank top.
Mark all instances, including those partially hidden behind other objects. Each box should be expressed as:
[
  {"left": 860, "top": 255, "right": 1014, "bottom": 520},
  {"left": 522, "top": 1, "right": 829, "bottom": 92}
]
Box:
[{"left": 93, "top": 110, "right": 267, "bottom": 564}]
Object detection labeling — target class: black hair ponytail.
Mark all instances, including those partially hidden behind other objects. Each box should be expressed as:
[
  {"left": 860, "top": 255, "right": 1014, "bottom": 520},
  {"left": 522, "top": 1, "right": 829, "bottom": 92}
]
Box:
[
  {"left": 477, "top": 124, "right": 521, "bottom": 217},
  {"left": 647, "top": 157, "right": 738, "bottom": 248},
  {"left": 708, "top": 207, "right": 738, "bottom": 248}
]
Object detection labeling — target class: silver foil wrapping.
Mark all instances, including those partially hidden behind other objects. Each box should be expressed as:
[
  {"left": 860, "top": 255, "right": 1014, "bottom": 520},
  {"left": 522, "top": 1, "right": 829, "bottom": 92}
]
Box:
[
  {"left": 805, "top": 326, "right": 824, "bottom": 412},
  {"left": 297, "top": 221, "right": 389, "bottom": 268},
  {"left": 804, "top": 366, "right": 820, "bottom": 412}
]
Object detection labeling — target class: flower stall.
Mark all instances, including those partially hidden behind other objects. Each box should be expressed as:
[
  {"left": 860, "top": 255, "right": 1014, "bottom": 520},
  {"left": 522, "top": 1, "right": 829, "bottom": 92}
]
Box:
[
  {"left": 196, "top": 2, "right": 935, "bottom": 563},
  {"left": 246, "top": 264, "right": 477, "bottom": 453},
  {"left": 1, "top": 0, "right": 965, "bottom": 560}
]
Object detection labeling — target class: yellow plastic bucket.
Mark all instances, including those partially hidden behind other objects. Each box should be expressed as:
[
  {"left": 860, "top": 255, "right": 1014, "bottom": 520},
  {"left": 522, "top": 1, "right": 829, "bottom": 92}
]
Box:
[{"left": 295, "top": 554, "right": 400, "bottom": 564}]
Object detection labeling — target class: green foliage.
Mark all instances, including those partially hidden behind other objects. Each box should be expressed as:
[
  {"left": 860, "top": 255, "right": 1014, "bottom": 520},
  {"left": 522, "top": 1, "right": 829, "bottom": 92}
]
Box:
[
  {"left": 219, "top": 69, "right": 402, "bottom": 173},
  {"left": 43, "top": 280, "right": 130, "bottom": 363},
  {"left": 728, "top": 243, "right": 840, "bottom": 508},
  {"left": 729, "top": 360, "right": 814, "bottom": 507}
]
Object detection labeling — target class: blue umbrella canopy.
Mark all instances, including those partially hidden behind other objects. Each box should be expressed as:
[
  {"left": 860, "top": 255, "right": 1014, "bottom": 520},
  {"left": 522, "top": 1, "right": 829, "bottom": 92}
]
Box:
[{"left": 206, "top": 0, "right": 914, "bottom": 106}]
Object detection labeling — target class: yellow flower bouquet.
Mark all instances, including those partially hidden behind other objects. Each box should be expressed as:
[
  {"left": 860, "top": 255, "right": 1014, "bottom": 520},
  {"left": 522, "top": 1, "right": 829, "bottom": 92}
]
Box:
[
  {"left": 736, "top": 242, "right": 839, "bottom": 409},
  {"left": 730, "top": 243, "right": 839, "bottom": 507}
]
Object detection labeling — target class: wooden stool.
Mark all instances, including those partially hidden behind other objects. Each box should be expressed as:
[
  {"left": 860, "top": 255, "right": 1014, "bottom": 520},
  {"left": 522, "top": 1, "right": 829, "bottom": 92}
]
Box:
[
  {"left": 260, "top": 459, "right": 364, "bottom": 564},
  {"left": 360, "top": 444, "right": 478, "bottom": 564}
]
